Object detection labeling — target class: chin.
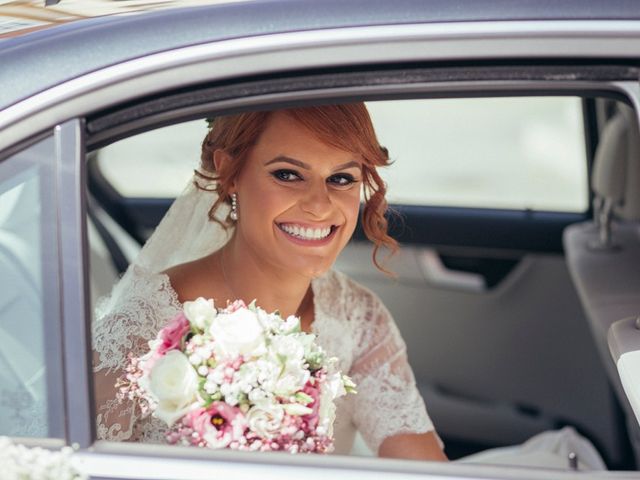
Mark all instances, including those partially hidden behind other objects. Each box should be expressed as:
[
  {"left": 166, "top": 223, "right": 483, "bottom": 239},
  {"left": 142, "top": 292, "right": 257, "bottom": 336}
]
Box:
[{"left": 284, "top": 255, "right": 335, "bottom": 279}]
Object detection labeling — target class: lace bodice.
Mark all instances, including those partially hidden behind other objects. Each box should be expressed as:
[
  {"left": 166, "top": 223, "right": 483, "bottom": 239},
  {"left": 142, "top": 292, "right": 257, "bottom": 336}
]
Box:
[{"left": 92, "top": 266, "right": 436, "bottom": 454}]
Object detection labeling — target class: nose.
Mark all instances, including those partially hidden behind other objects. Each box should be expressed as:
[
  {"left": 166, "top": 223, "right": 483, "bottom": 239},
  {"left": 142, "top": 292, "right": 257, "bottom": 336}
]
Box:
[{"left": 300, "top": 180, "right": 333, "bottom": 218}]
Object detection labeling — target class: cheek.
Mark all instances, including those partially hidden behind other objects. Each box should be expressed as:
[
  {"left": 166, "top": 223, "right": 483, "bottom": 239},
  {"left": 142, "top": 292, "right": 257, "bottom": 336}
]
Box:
[
  {"left": 341, "top": 191, "right": 362, "bottom": 228},
  {"left": 238, "top": 180, "right": 293, "bottom": 224}
]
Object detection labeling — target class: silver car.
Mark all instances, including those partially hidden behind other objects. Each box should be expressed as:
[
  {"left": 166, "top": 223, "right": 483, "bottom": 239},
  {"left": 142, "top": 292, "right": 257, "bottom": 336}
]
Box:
[{"left": 2, "top": 0, "right": 640, "bottom": 478}]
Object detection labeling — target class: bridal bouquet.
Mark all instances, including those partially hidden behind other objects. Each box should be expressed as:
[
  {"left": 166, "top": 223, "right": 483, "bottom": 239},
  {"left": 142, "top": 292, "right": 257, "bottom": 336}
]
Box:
[{"left": 117, "top": 298, "right": 355, "bottom": 453}]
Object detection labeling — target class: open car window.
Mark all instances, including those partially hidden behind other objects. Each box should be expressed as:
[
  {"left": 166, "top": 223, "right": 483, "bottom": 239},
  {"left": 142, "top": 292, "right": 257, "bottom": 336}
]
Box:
[{"left": 87, "top": 94, "right": 623, "bottom": 473}]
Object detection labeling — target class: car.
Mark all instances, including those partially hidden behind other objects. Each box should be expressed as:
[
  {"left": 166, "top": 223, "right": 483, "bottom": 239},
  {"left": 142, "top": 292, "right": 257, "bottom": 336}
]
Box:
[{"left": 3, "top": 0, "right": 640, "bottom": 478}]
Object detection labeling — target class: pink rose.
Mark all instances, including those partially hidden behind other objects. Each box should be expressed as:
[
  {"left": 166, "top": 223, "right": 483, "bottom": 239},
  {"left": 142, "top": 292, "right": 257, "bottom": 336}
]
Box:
[
  {"left": 184, "top": 402, "right": 246, "bottom": 449},
  {"left": 157, "top": 313, "right": 190, "bottom": 356}
]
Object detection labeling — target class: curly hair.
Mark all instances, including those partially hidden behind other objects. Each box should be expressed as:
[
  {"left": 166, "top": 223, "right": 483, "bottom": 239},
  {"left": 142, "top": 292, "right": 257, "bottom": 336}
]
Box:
[{"left": 200, "top": 104, "right": 398, "bottom": 272}]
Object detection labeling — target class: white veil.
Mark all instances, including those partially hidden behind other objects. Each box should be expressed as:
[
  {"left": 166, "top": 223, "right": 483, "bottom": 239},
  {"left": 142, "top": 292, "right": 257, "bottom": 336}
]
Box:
[{"left": 94, "top": 168, "right": 232, "bottom": 325}]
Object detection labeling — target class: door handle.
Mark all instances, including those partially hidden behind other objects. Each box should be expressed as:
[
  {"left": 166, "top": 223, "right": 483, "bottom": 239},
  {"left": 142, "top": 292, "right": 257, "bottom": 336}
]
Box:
[{"left": 417, "top": 248, "right": 486, "bottom": 293}]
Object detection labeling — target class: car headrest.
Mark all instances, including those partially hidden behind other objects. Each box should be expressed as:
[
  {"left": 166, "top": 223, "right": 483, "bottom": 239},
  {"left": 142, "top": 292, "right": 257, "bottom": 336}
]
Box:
[
  {"left": 616, "top": 104, "right": 640, "bottom": 221},
  {"left": 591, "top": 112, "right": 627, "bottom": 206},
  {"left": 592, "top": 103, "right": 640, "bottom": 221}
]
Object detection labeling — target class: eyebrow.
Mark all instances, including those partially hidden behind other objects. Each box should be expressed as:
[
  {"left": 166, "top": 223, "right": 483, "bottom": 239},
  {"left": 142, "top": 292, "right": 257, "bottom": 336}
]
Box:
[{"left": 264, "top": 155, "right": 361, "bottom": 172}]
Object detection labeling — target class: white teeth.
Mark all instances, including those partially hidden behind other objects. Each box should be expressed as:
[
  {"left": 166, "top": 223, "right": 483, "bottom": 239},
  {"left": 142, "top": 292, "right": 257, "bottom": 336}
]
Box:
[{"left": 280, "top": 224, "right": 332, "bottom": 240}]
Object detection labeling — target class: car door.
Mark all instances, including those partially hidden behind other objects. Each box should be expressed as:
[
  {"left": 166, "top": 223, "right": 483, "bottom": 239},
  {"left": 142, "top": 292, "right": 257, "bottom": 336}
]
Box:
[{"left": 7, "top": 3, "right": 640, "bottom": 477}]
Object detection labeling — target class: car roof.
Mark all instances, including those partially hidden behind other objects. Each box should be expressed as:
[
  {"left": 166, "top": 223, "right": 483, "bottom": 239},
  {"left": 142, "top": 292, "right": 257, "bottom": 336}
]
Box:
[{"left": 2, "top": 0, "right": 640, "bottom": 112}]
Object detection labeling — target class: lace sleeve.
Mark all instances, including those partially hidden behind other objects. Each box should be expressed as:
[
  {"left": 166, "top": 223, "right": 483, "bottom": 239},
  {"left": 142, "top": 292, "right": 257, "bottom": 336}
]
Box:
[
  {"left": 92, "top": 266, "right": 182, "bottom": 441},
  {"left": 348, "top": 283, "right": 437, "bottom": 454}
]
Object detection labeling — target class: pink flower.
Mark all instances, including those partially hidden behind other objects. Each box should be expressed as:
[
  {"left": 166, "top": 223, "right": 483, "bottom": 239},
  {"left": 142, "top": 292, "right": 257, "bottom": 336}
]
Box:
[
  {"left": 302, "top": 383, "right": 321, "bottom": 431},
  {"left": 226, "top": 299, "right": 247, "bottom": 313},
  {"left": 184, "top": 402, "right": 247, "bottom": 449},
  {"left": 157, "top": 313, "right": 190, "bottom": 356}
]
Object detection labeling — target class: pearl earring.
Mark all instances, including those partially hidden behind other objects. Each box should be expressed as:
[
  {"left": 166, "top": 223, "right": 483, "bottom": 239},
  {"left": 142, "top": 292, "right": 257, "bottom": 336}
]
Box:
[{"left": 229, "top": 193, "right": 238, "bottom": 221}]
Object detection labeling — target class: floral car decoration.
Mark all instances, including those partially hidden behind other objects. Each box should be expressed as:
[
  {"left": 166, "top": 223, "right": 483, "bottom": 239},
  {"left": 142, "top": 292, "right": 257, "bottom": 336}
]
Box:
[
  {"left": 0, "top": 437, "right": 86, "bottom": 480},
  {"left": 118, "top": 298, "right": 356, "bottom": 453}
]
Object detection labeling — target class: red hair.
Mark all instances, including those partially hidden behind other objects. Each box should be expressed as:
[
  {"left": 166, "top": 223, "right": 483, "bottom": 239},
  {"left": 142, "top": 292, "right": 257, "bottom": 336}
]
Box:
[{"left": 200, "top": 104, "right": 397, "bottom": 272}]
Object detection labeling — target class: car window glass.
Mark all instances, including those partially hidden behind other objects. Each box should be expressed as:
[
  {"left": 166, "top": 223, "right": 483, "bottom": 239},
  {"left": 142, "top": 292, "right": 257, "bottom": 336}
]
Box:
[
  {"left": 98, "top": 98, "right": 588, "bottom": 214},
  {"left": 98, "top": 120, "right": 208, "bottom": 198},
  {"left": 0, "top": 136, "right": 63, "bottom": 439},
  {"left": 367, "top": 97, "right": 588, "bottom": 212}
]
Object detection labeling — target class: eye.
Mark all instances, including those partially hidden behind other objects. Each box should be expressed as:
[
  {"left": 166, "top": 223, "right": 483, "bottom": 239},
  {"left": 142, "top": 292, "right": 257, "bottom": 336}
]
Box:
[
  {"left": 328, "top": 173, "right": 358, "bottom": 187},
  {"left": 271, "top": 169, "right": 302, "bottom": 182}
]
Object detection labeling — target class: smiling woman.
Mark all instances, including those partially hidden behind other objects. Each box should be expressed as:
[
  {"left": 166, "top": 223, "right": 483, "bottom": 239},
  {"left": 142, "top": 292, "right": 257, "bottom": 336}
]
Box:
[{"left": 92, "top": 103, "right": 447, "bottom": 461}]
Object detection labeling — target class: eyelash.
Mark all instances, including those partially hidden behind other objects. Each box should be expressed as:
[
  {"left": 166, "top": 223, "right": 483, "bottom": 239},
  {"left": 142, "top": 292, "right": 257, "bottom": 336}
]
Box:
[{"left": 270, "top": 169, "right": 358, "bottom": 186}]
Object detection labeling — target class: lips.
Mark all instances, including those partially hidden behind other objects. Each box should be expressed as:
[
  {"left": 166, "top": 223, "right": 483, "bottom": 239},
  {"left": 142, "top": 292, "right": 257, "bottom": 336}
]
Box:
[{"left": 277, "top": 223, "right": 337, "bottom": 242}]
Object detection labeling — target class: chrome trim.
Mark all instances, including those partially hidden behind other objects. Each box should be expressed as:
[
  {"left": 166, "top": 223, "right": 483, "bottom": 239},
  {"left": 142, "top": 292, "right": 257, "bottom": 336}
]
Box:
[
  {"left": 2, "top": 20, "right": 640, "bottom": 150},
  {"left": 55, "top": 119, "right": 93, "bottom": 447}
]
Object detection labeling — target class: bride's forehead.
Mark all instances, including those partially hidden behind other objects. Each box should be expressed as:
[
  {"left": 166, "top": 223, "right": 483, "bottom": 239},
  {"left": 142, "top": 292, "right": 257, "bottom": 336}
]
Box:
[{"left": 252, "top": 113, "right": 360, "bottom": 163}]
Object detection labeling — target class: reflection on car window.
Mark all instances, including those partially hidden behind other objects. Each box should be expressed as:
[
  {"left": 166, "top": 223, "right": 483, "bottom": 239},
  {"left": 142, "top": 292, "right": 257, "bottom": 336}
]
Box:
[
  {"left": 367, "top": 97, "right": 588, "bottom": 212},
  {"left": 0, "top": 136, "right": 61, "bottom": 438}
]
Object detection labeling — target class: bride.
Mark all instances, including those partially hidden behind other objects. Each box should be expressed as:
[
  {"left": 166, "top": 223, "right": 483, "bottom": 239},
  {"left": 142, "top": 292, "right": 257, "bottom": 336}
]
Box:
[{"left": 92, "top": 103, "right": 448, "bottom": 461}]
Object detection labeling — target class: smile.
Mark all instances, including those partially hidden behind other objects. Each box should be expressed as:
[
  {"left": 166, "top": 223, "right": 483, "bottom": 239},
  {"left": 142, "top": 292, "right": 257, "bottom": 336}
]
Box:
[{"left": 277, "top": 223, "right": 335, "bottom": 241}]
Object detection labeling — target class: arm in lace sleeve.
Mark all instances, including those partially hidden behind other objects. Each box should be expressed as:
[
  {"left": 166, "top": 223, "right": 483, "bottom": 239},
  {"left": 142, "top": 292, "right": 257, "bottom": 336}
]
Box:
[
  {"left": 92, "top": 315, "right": 146, "bottom": 442},
  {"left": 92, "top": 267, "right": 182, "bottom": 442},
  {"left": 349, "top": 289, "right": 438, "bottom": 454}
]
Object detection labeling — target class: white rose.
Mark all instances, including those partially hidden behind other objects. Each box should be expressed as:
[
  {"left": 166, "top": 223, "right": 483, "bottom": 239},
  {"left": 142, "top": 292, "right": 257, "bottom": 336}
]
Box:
[
  {"left": 274, "top": 368, "right": 309, "bottom": 397},
  {"left": 183, "top": 297, "right": 216, "bottom": 330},
  {"left": 280, "top": 315, "right": 301, "bottom": 334},
  {"left": 270, "top": 335, "right": 305, "bottom": 363},
  {"left": 210, "top": 309, "right": 265, "bottom": 357},
  {"left": 246, "top": 403, "right": 284, "bottom": 439},
  {"left": 256, "top": 309, "right": 279, "bottom": 332},
  {"left": 148, "top": 350, "right": 199, "bottom": 427}
]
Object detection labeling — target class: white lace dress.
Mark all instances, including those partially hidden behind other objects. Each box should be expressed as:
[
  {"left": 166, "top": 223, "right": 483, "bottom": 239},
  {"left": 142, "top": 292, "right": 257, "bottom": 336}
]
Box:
[{"left": 92, "top": 266, "right": 437, "bottom": 455}]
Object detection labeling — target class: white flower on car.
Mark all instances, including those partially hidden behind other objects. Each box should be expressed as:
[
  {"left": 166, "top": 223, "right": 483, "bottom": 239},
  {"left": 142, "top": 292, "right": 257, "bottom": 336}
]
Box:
[
  {"left": 146, "top": 350, "right": 199, "bottom": 427},
  {"left": 210, "top": 308, "right": 265, "bottom": 357},
  {"left": 0, "top": 437, "right": 87, "bottom": 480},
  {"left": 184, "top": 297, "right": 216, "bottom": 330},
  {"left": 246, "top": 402, "right": 285, "bottom": 439}
]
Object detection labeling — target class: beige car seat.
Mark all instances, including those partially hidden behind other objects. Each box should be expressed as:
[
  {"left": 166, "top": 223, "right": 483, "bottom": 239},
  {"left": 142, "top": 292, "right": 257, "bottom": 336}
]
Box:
[{"left": 563, "top": 102, "right": 640, "bottom": 465}]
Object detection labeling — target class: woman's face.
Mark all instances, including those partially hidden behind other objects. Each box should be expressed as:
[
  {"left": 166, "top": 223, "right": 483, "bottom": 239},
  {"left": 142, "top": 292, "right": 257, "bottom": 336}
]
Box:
[{"left": 229, "top": 112, "right": 363, "bottom": 279}]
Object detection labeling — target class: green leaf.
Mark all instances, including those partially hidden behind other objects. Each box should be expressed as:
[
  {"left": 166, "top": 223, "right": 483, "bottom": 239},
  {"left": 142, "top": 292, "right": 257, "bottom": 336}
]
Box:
[{"left": 294, "top": 392, "right": 314, "bottom": 405}]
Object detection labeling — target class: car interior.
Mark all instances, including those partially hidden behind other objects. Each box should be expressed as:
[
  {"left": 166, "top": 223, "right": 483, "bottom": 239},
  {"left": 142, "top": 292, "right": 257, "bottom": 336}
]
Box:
[{"left": 75, "top": 92, "right": 640, "bottom": 471}]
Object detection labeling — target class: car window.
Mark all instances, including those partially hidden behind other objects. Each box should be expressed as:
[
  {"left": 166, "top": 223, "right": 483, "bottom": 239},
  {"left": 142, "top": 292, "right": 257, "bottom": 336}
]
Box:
[
  {"left": 368, "top": 97, "right": 588, "bottom": 212},
  {"left": 97, "top": 120, "right": 209, "bottom": 198},
  {"left": 98, "top": 97, "right": 588, "bottom": 214},
  {"left": 88, "top": 97, "right": 605, "bottom": 468},
  {"left": 0, "top": 136, "right": 64, "bottom": 439}
]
